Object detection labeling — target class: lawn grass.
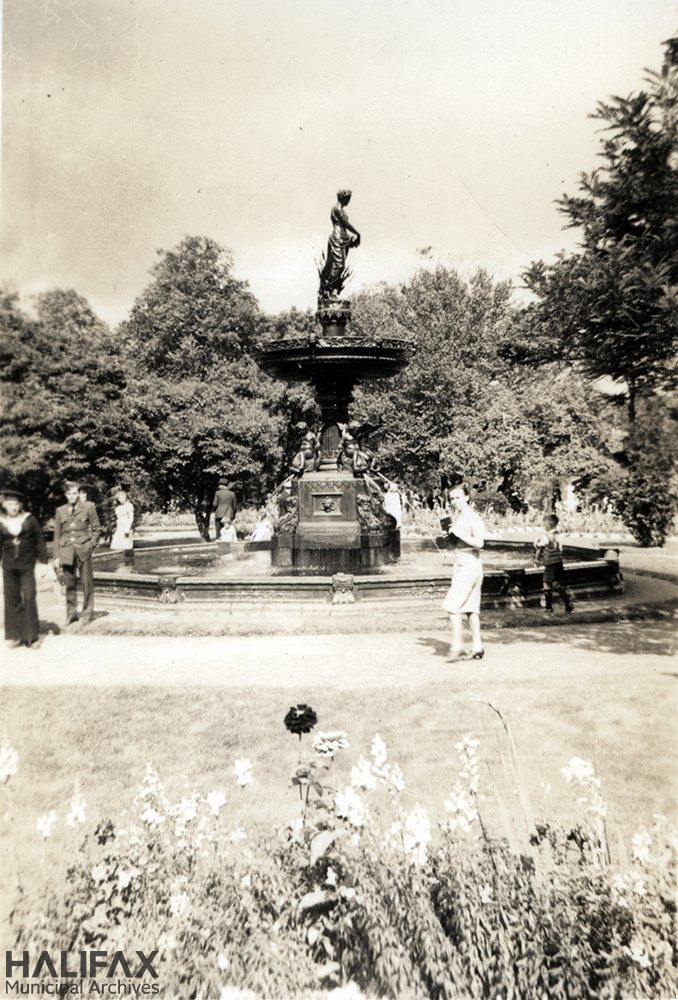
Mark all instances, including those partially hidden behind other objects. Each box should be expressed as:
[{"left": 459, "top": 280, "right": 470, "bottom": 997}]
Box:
[{"left": 2, "top": 650, "right": 675, "bottom": 925}]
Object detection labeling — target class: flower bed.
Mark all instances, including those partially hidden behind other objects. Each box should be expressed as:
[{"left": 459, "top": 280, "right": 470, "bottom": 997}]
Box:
[{"left": 4, "top": 715, "right": 676, "bottom": 1000}]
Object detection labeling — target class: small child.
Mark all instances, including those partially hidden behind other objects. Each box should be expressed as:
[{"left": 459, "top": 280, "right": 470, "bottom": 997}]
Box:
[{"left": 534, "top": 514, "right": 574, "bottom": 613}]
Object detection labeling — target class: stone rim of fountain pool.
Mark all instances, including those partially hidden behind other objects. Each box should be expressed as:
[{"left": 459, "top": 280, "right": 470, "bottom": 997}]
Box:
[{"left": 91, "top": 535, "right": 624, "bottom": 610}]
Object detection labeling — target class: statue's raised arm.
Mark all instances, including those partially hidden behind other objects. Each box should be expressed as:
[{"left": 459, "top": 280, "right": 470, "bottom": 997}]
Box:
[{"left": 319, "top": 190, "right": 361, "bottom": 298}]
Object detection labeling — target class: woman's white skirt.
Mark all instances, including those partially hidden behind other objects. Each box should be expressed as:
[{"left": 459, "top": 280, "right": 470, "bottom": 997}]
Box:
[{"left": 442, "top": 553, "right": 483, "bottom": 615}]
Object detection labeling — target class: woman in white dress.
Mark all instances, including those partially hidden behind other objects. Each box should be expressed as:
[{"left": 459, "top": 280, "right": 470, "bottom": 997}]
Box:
[
  {"left": 110, "top": 490, "right": 134, "bottom": 550},
  {"left": 441, "top": 484, "right": 485, "bottom": 661},
  {"left": 383, "top": 482, "right": 403, "bottom": 528}
]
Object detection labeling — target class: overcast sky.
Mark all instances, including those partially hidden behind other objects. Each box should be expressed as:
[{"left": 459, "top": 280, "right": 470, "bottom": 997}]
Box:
[{"left": 1, "top": 0, "right": 676, "bottom": 325}]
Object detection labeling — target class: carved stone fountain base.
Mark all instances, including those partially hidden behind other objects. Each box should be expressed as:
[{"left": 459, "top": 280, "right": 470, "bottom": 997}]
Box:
[{"left": 272, "top": 469, "right": 400, "bottom": 572}]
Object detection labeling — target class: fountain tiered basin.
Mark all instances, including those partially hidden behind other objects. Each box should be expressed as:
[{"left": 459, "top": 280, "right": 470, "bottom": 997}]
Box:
[{"left": 91, "top": 536, "right": 623, "bottom": 610}]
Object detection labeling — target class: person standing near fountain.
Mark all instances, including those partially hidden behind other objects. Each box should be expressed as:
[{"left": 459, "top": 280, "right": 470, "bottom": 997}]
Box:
[
  {"left": 110, "top": 489, "right": 135, "bottom": 551},
  {"left": 212, "top": 479, "right": 238, "bottom": 541},
  {"left": 319, "top": 190, "right": 361, "bottom": 297},
  {"left": 1, "top": 487, "right": 49, "bottom": 648},
  {"left": 442, "top": 484, "right": 485, "bottom": 661},
  {"left": 383, "top": 482, "right": 403, "bottom": 529},
  {"left": 53, "top": 480, "right": 102, "bottom": 625}
]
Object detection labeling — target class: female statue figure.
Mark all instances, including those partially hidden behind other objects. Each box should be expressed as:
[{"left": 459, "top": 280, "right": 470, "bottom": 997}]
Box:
[{"left": 319, "top": 190, "right": 361, "bottom": 297}]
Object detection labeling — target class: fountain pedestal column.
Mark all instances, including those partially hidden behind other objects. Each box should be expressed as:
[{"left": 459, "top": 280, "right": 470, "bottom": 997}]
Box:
[
  {"left": 255, "top": 295, "right": 414, "bottom": 573},
  {"left": 273, "top": 469, "right": 400, "bottom": 572}
]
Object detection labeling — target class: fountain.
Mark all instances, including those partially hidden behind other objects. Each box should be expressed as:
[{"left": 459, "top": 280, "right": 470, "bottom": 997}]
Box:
[
  {"left": 89, "top": 191, "right": 624, "bottom": 612},
  {"left": 253, "top": 190, "right": 415, "bottom": 573}
]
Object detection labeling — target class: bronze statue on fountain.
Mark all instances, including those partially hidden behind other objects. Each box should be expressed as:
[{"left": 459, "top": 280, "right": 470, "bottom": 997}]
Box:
[
  {"left": 289, "top": 421, "right": 322, "bottom": 476},
  {"left": 316, "top": 189, "right": 360, "bottom": 332},
  {"left": 252, "top": 191, "right": 415, "bottom": 571}
]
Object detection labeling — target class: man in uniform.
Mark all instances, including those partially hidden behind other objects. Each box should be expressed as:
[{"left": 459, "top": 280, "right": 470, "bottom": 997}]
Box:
[
  {"left": 53, "top": 480, "right": 102, "bottom": 624},
  {"left": 212, "top": 479, "right": 238, "bottom": 540}
]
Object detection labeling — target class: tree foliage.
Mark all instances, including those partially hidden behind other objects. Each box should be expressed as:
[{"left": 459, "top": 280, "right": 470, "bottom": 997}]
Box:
[
  {"left": 120, "top": 236, "right": 287, "bottom": 537},
  {"left": 520, "top": 36, "right": 678, "bottom": 420},
  {"left": 615, "top": 395, "right": 678, "bottom": 546},
  {"left": 351, "top": 267, "right": 620, "bottom": 506},
  {"left": 0, "top": 288, "right": 154, "bottom": 523}
]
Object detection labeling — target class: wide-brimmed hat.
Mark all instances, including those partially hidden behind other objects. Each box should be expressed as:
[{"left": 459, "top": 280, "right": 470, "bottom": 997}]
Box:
[{"left": 2, "top": 485, "right": 23, "bottom": 500}]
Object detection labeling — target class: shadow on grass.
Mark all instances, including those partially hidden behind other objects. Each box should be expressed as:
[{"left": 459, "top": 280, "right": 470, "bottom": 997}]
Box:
[
  {"left": 416, "top": 637, "right": 451, "bottom": 659},
  {"left": 419, "top": 618, "right": 676, "bottom": 658}
]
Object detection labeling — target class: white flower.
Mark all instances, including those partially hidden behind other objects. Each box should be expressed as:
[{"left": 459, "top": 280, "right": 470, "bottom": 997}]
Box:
[
  {"left": 402, "top": 804, "right": 431, "bottom": 865},
  {"left": 625, "top": 940, "right": 651, "bottom": 968},
  {"left": 233, "top": 758, "right": 253, "bottom": 787},
  {"left": 175, "top": 794, "right": 199, "bottom": 824},
  {"left": 207, "top": 790, "right": 227, "bottom": 816},
  {"left": 455, "top": 736, "right": 480, "bottom": 754},
  {"left": 157, "top": 932, "right": 177, "bottom": 953},
  {"left": 325, "top": 866, "right": 337, "bottom": 886},
  {"left": 36, "top": 810, "right": 57, "bottom": 839},
  {"left": 313, "top": 731, "right": 349, "bottom": 757},
  {"left": 140, "top": 806, "right": 166, "bottom": 828},
  {"left": 351, "top": 756, "right": 377, "bottom": 790},
  {"left": 326, "top": 983, "right": 364, "bottom": 999},
  {"left": 91, "top": 863, "right": 108, "bottom": 883},
  {"left": 335, "top": 786, "right": 367, "bottom": 827},
  {"left": 65, "top": 779, "right": 86, "bottom": 827},
  {"left": 632, "top": 829, "right": 652, "bottom": 865},
  {"left": 631, "top": 872, "right": 646, "bottom": 896},
  {"left": 230, "top": 827, "right": 247, "bottom": 843},
  {"left": 240, "top": 873, "right": 251, "bottom": 888},
  {"left": 117, "top": 868, "right": 137, "bottom": 890},
  {"left": 479, "top": 884, "right": 493, "bottom": 904},
  {"left": 388, "top": 764, "right": 406, "bottom": 793},
  {"left": 217, "top": 954, "right": 229, "bottom": 971},
  {"left": 0, "top": 737, "right": 19, "bottom": 783},
  {"left": 562, "top": 757, "right": 596, "bottom": 783},
  {"left": 445, "top": 782, "right": 478, "bottom": 832},
  {"left": 170, "top": 892, "right": 190, "bottom": 917},
  {"left": 370, "top": 734, "right": 388, "bottom": 770}
]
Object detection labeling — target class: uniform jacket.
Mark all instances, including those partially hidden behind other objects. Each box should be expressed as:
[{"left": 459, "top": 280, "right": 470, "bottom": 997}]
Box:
[
  {"left": 53, "top": 499, "right": 102, "bottom": 564},
  {"left": 212, "top": 487, "right": 238, "bottom": 521},
  {"left": 0, "top": 514, "right": 48, "bottom": 572}
]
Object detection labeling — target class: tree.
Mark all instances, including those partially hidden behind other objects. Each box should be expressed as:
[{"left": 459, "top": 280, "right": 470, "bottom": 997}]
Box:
[
  {"left": 122, "top": 236, "right": 261, "bottom": 378},
  {"left": 121, "top": 237, "right": 286, "bottom": 537},
  {"left": 351, "top": 267, "right": 618, "bottom": 506},
  {"left": 521, "top": 36, "right": 678, "bottom": 421},
  {"left": 615, "top": 394, "right": 678, "bottom": 546},
  {"left": 0, "top": 288, "right": 155, "bottom": 524}
]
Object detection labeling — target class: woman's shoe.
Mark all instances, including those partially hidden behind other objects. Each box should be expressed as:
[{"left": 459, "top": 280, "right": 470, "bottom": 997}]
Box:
[
  {"left": 447, "top": 650, "right": 467, "bottom": 663},
  {"left": 468, "top": 649, "right": 485, "bottom": 660}
]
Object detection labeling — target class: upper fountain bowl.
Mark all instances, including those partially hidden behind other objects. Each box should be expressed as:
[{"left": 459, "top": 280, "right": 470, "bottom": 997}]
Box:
[{"left": 253, "top": 334, "right": 416, "bottom": 387}]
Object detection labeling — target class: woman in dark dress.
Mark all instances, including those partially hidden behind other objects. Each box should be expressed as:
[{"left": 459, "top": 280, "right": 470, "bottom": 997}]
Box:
[{"left": 0, "top": 488, "right": 48, "bottom": 648}]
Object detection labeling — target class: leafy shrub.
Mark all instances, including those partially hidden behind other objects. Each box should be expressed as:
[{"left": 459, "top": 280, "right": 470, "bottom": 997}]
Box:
[
  {"left": 618, "top": 467, "right": 678, "bottom": 547},
  {"left": 6, "top": 727, "right": 677, "bottom": 999},
  {"left": 470, "top": 490, "right": 509, "bottom": 516}
]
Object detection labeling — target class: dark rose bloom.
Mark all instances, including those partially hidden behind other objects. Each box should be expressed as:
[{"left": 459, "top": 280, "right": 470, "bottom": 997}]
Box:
[{"left": 284, "top": 704, "right": 318, "bottom": 736}]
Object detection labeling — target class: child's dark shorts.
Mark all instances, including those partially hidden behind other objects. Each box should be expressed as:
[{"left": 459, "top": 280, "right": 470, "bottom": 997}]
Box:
[{"left": 543, "top": 562, "right": 567, "bottom": 586}]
